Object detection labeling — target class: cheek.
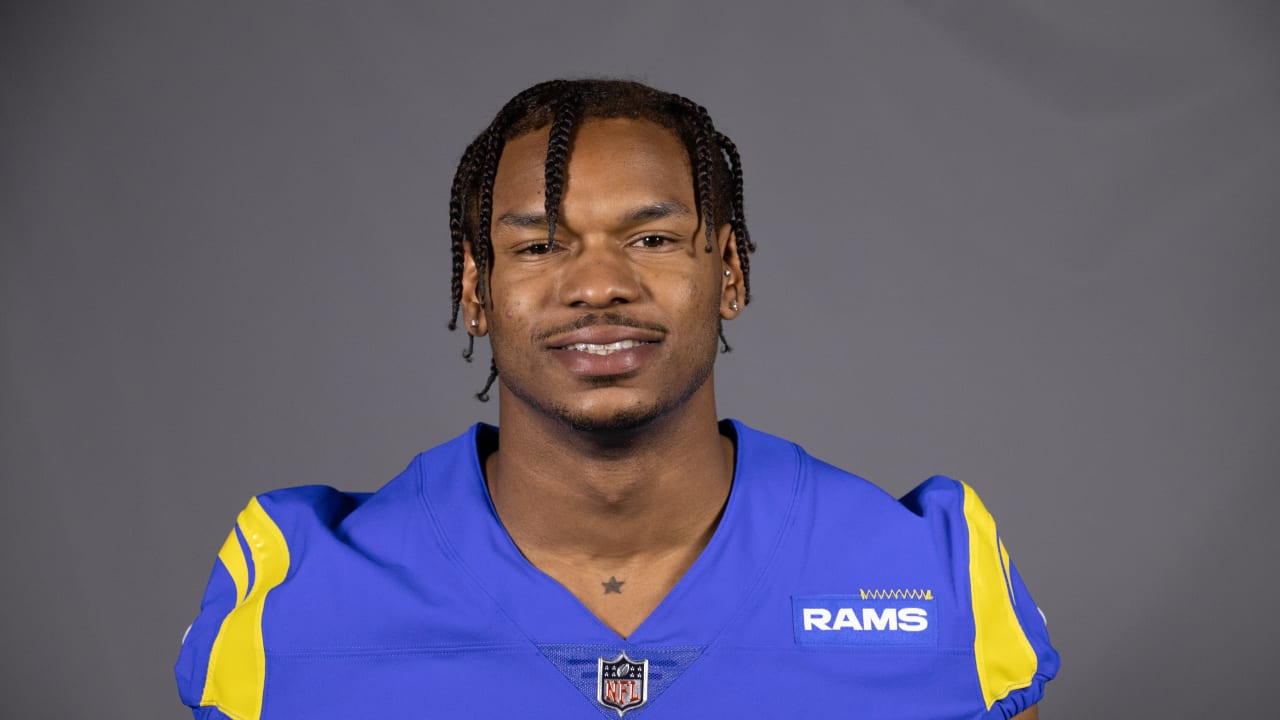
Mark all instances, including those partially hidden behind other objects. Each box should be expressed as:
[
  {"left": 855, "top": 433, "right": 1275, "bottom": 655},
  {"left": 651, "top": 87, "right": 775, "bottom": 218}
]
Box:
[
  {"left": 500, "top": 290, "right": 538, "bottom": 323},
  {"left": 667, "top": 273, "right": 721, "bottom": 330},
  {"left": 491, "top": 300, "right": 530, "bottom": 343},
  {"left": 487, "top": 273, "right": 539, "bottom": 323},
  {"left": 683, "top": 266, "right": 723, "bottom": 307},
  {"left": 487, "top": 289, "right": 548, "bottom": 357}
]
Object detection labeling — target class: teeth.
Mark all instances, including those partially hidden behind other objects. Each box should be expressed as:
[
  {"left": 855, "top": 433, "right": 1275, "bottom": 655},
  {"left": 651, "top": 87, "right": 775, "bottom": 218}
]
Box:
[{"left": 568, "top": 340, "right": 644, "bottom": 355}]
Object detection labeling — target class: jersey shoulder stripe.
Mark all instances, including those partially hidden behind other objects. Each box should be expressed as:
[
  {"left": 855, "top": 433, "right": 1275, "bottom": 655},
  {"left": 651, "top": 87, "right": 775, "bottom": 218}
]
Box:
[
  {"left": 960, "top": 480, "right": 1040, "bottom": 710},
  {"left": 198, "top": 497, "right": 291, "bottom": 720},
  {"left": 898, "top": 475, "right": 1058, "bottom": 715},
  {"left": 176, "top": 484, "right": 400, "bottom": 717}
]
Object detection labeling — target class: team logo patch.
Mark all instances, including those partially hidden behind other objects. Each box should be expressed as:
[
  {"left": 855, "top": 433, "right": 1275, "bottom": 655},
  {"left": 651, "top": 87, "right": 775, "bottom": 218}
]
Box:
[
  {"left": 597, "top": 652, "right": 648, "bottom": 716},
  {"left": 792, "top": 592, "right": 938, "bottom": 647}
]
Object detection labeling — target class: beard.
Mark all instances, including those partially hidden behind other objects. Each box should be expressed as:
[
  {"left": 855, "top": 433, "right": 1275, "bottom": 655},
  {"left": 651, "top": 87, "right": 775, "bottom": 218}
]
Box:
[
  {"left": 504, "top": 352, "right": 716, "bottom": 436},
  {"left": 496, "top": 323, "right": 720, "bottom": 438},
  {"left": 556, "top": 401, "right": 668, "bottom": 434}
]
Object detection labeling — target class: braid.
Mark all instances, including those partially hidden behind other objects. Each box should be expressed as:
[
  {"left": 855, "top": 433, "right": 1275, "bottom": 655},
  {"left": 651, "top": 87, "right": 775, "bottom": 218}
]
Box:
[
  {"left": 715, "top": 131, "right": 754, "bottom": 305},
  {"left": 446, "top": 79, "right": 759, "bottom": 398},
  {"left": 476, "top": 359, "right": 499, "bottom": 402},
  {"left": 678, "top": 98, "right": 717, "bottom": 252},
  {"left": 448, "top": 136, "right": 485, "bottom": 330},
  {"left": 473, "top": 128, "right": 504, "bottom": 303},
  {"left": 544, "top": 93, "right": 579, "bottom": 242}
]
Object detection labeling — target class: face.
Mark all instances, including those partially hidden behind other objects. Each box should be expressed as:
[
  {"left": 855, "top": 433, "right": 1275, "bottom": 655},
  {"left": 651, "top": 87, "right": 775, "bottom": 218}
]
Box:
[{"left": 461, "top": 118, "right": 743, "bottom": 433}]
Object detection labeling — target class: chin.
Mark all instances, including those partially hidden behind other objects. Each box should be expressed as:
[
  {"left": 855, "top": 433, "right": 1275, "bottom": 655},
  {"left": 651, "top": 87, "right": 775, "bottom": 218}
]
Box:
[
  {"left": 500, "top": 348, "right": 718, "bottom": 437},
  {"left": 553, "top": 402, "right": 664, "bottom": 435}
]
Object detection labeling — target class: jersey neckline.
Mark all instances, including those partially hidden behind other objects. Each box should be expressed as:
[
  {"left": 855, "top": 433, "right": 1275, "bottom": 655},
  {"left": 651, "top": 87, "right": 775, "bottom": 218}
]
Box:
[{"left": 415, "top": 419, "right": 804, "bottom": 647}]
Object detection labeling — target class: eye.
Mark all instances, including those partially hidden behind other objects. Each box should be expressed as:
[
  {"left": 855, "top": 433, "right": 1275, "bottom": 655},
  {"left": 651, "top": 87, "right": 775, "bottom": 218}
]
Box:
[
  {"left": 633, "top": 235, "right": 676, "bottom": 249},
  {"left": 517, "top": 240, "right": 558, "bottom": 255}
]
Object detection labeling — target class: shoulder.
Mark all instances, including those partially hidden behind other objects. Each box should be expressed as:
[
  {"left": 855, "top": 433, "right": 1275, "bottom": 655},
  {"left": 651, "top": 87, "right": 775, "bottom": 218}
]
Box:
[
  {"left": 174, "top": 427, "right": 486, "bottom": 718},
  {"left": 177, "top": 425, "right": 496, "bottom": 712},
  {"left": 749, "top": 422, "right": 972, "bottom": 537},
  {"left": 751, "top": 422, "right": 1022, "bottom": 582},
  {"left": 738, "top": 423, "right": 1060, "bottom": 716},
  {"left": 870, "top": 474, "right": 1062, "bottom": 715},
  {"left": 171, "top": 485, "right": 381, "bottom": 717},
  {"left": 918, "top": 476, "right": 1060, "bottom": 716}
]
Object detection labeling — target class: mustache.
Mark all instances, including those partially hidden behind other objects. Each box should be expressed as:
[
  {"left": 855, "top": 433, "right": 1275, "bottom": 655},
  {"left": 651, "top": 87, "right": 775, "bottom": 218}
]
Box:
[{"left": 534, "top": 312, "right": 668, "bottom": 341}]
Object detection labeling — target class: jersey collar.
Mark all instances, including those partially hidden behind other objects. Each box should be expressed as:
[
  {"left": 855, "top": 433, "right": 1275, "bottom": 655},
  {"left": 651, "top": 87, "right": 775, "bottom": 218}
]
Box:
[{"left": 416, "top": 420, "right": 803, "bottom": 647}]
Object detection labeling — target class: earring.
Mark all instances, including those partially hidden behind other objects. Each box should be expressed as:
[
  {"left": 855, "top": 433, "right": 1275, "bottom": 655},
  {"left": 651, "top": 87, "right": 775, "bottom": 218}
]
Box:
[
  {"left": 724, "top": 269, "right": 732, "bottom": 277},
  {"left": 469, "top": 319, "right": 478, "bottom": 329},
  {"left": 729, "top": 300, "right": 739, "bottom": 311}
]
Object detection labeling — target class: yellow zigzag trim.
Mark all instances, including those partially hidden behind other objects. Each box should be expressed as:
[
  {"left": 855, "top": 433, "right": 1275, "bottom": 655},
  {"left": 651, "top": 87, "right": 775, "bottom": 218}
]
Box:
[{"left": 859, "top": 588, "right": 934, "bottom": 600}]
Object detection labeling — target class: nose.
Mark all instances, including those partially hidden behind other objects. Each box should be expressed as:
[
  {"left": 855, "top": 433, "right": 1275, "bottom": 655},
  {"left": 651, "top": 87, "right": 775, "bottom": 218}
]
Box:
[{"left": 558, "top": 243, "right": 641, "bottom": 308}]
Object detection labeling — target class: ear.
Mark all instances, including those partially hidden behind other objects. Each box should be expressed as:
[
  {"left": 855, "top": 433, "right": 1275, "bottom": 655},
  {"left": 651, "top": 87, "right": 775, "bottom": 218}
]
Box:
[
  {"left": 717, "top": 225, "right": 744, "bottom": 320},
  {"left": 460, "top": 240, "right": 489, "bottom": 336}
]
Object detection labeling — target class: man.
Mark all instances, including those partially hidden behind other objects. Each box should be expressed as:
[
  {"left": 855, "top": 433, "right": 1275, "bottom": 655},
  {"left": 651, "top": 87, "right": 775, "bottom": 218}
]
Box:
[{"left": 176, "top": 79, "right": 1057, "bottom": 719}]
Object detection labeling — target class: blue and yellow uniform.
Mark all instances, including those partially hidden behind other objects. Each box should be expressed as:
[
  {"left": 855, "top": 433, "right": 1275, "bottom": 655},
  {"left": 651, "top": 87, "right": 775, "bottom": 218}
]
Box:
[{"left": 176, "top": 421, "right": 1058, "bottom": 718}]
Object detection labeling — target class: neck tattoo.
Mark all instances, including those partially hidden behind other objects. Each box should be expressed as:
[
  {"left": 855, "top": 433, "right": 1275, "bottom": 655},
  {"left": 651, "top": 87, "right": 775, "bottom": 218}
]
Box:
[{"left": 602, "top": 576, "right": 625, "bottom": 594}]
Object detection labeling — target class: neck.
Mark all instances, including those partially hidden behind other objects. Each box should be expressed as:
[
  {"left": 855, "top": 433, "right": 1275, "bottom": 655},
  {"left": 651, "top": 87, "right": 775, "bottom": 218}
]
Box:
[{"left": 485, "top": 385, "right": 734, "bottom": 564}]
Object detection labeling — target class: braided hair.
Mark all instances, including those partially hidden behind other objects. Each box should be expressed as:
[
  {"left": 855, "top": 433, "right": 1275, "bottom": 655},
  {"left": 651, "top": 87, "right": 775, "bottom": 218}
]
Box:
[{"left": 447, "top": 79, "right": 756, "bottom": 401}]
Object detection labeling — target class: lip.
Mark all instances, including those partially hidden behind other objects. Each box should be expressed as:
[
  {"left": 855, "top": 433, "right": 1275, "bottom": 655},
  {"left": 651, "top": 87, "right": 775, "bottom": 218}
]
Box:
[
  {"left": 550, "top": 340, "right": 659, "bottom": 377},
  {"left": 544, "top": 325, "right": 663, "bottom": 378},
  {"left": 543, "top": 326, "right": 665, "bottom": 349}
]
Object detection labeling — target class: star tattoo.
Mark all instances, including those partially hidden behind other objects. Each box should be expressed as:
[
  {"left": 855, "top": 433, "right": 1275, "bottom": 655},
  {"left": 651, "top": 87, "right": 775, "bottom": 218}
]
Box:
[{"left": 602, "top": 576, "right": 625, "bottom": 594}]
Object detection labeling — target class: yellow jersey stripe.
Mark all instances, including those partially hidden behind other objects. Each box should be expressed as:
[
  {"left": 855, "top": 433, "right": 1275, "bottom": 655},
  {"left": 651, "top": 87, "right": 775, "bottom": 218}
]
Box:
[
  {"left": 215, "top": 529, "right": 250, "bottom": 603},
  {"left": 998, "top": 538, "right": 1016, "bottom": 605},
  {"left": 201, "top": 497, "right": 291, "bottom": 719},
  {"left": 962, "top": 482, "right": 1038, "bottom": 710}
]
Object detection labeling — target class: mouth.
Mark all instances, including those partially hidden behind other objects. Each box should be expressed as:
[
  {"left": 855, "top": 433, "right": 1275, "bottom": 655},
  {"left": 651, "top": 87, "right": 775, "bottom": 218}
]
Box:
[
  {"left": 545, "top": 329, "right": 663, "bottom": 378},
  {"left": 555, "top": 339, "right": 656, "bottom": 356},
  {"left": 543, "top": 320, "right": 666, "bottom": 352}
]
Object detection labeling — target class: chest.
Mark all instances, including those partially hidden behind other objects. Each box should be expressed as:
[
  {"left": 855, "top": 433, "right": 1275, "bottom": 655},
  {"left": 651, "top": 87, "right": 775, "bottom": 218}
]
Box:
[
  {"left": 254, "top": 629, "right": 983, "bottom": 719},
  {"left": 530, "top": 548, "right": 705, "bottom": 639},
  {"left": 254, "top": 534, "right": 980, "bottom": 719}
]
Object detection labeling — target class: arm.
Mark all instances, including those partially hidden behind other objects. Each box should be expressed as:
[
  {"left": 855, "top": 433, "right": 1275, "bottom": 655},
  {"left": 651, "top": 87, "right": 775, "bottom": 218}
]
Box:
[
  {"left": 954, "top": 480, "right": 1058, "bottom": 719},
  {"left": 901, "top": 477, "right": 1059, "bottom": 718},
  {"left": 176, "top": 496, "right": 292, "bottom": 719}
]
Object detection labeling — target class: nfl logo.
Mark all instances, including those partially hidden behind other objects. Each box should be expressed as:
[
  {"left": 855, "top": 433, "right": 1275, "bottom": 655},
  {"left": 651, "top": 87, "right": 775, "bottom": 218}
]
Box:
[{"left": 597, "top": 652, "right": 648, "bottom": 716}]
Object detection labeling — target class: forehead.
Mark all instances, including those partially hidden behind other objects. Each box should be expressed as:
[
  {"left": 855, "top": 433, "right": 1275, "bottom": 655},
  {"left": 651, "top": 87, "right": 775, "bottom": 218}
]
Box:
[{"left": 493, "top": 118, "right": 694, "bottom": 214}]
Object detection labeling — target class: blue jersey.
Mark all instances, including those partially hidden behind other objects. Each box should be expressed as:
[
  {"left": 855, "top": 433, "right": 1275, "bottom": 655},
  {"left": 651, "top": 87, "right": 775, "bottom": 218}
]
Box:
[{"left": 176, "top": 421, "right": 1058, "bottom": 719}]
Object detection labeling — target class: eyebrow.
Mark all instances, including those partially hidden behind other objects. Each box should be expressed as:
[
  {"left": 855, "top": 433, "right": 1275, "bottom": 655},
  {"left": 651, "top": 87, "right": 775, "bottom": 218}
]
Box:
[
  {"left": 622, "top": 200, "right": 694, "bottom": 223},
  {"left": 494, "top": 200, "right": 694, "bottom": 230},
  {"left": 495, "top": 210, "right": 549, "bottom": 229}
]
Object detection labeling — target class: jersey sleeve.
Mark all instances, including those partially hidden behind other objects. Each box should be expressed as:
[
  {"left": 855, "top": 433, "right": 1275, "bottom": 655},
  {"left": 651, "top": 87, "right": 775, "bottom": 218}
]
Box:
[
  {"left": 904, "top": 476, "right": 1060, "bottom": 719},
  {"left": 174, "top": 495, "right": 292, "bottom": 720}
]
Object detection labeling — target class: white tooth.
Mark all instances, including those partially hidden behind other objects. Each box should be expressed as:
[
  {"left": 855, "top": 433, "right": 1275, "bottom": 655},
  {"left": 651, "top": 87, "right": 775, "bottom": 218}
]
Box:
[{"left": 567, "top": 339, "right": 644, "bottom": 354}]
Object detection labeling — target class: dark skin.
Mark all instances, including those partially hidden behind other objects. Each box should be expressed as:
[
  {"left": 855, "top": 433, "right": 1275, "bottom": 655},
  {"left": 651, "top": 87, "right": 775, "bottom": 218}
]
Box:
[
  {"left": 460, "top": 118, "right": 1039, "bottom": 719},
  {"left": 461, "top": 119, "right": 740, "bottom": 639}
]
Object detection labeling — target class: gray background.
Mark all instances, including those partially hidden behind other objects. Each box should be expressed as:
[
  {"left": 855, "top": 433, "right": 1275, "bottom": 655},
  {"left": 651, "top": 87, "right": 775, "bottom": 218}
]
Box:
[{"left": 2, "top": 1, "right": 1276, "bottom": 717}]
